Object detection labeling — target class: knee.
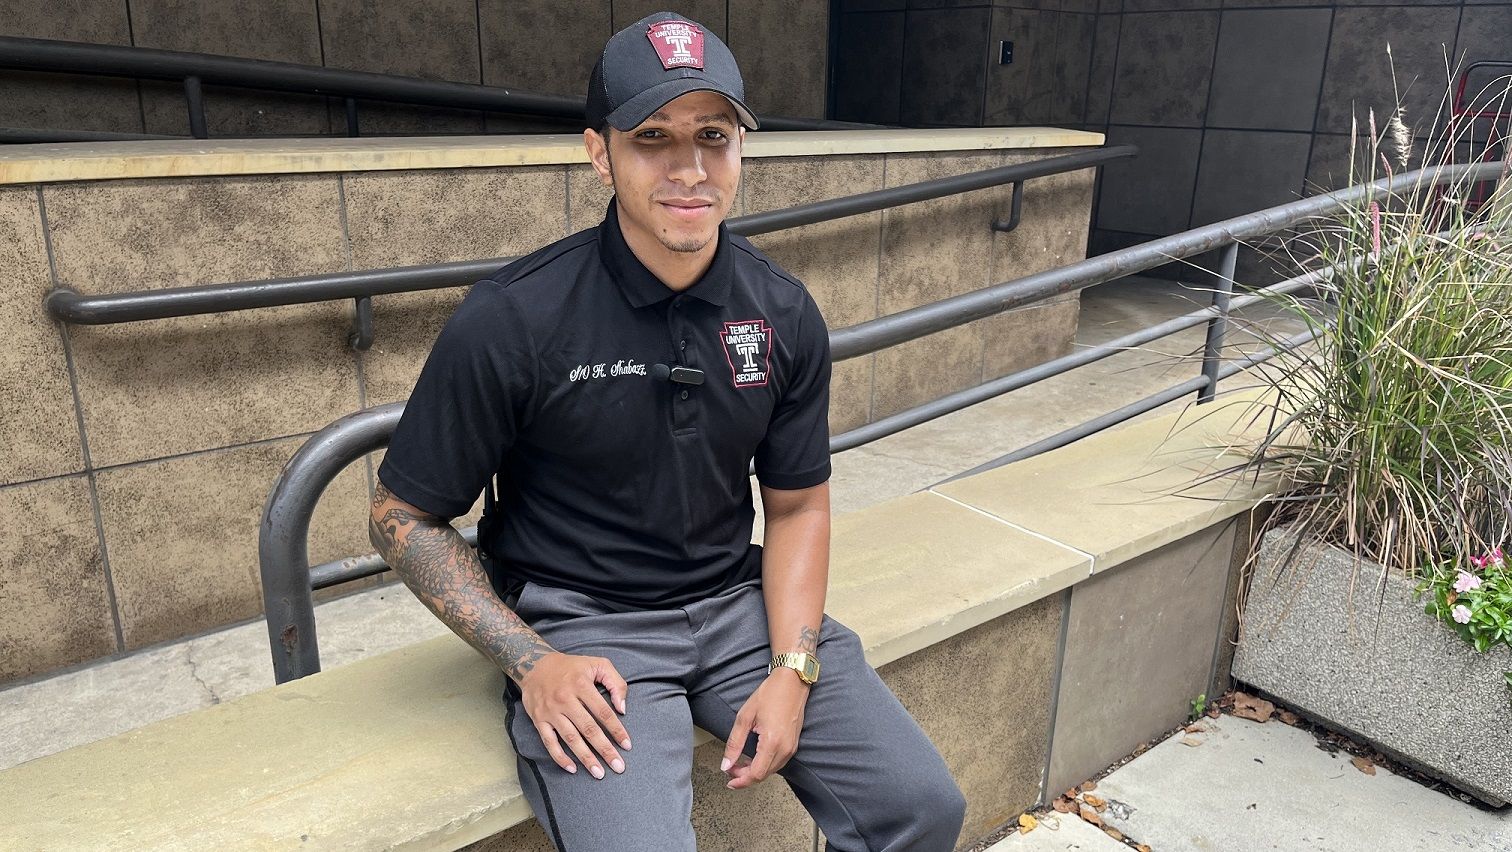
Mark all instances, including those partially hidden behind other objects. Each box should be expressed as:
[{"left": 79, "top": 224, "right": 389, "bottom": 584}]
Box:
[
  {"left": 935, "top": 777, "right": 968, "bottom": 836},
  {"left": 911, "top": 771, "right": 967, "bottom": 846}
]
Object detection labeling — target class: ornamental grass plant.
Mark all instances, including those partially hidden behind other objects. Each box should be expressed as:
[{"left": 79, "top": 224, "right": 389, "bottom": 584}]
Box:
[{"left": 1171, "top": 54, "right": 1512, "bottom": 668}]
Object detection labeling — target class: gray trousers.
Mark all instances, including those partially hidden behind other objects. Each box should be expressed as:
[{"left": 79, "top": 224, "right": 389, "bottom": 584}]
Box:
[{"left": 500, "top": 577, "right": 967, "bottom": 852}]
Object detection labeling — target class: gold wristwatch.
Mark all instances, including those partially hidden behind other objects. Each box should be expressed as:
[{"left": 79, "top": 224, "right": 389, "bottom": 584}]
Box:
[{"left": 768, "top": 651, "right": 821, "bottom": 685}]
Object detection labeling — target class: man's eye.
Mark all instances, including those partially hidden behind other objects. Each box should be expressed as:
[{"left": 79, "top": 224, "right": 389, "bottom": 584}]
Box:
[
  {"left": 637, "top": 130, "right": 665, "bottom": 139},
  {"left": 701, "top": 130, "right": 728, "bottom": 141}
]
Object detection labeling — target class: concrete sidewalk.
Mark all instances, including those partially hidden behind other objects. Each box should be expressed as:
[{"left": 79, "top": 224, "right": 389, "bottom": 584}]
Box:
[
  {"left": 0, "top": 274, "right": 1314, "bottom": 773},
  {"left": 988, "top": 713, "right": 1512, "bottom": 852}
]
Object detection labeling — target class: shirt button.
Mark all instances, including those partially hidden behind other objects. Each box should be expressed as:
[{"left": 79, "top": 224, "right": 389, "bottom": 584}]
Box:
[{"left": 680, "top": 390, "right": 690, "bottom": 400}]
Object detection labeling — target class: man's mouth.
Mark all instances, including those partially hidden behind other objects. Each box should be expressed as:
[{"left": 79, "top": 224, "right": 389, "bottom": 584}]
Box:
[{"left": 658, "top": 199, "right": 716, "bottom": 221}]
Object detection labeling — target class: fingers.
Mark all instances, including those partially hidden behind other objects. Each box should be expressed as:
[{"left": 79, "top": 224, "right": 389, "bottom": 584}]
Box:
[
  {"left": 721, "top": 706, "right": 755, "bottom": 774},
  {"left": 595, "top": 658, "right": 630, "bottom": 718},
  {"left": 726, "top": 736, "right": 785, "bottom": 790},
  {"left": 588, "top": 661, "right": 632, "bottom": 749},
  {"left": 548, "top": 710, "right": 616, "bottom": 780},
  {"left": 567, "top": 705, "right": 625, "bottom": 778},
  {"left": 534, "top": 721, "right": 578, "bottom": 776}
]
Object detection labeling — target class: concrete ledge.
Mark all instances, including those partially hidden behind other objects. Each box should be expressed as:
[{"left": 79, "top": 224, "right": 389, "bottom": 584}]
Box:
[
  {"left": 934, "top": 391, "right": 1295, "bottom": 572},
  {"left": 0, "top": 389, "right": 1286, "bottom": 850},
  {"left": 0, "top": 128, "right": 1105, "bottom": 185}
]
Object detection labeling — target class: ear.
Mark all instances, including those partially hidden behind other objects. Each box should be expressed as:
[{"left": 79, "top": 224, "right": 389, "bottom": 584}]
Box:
[{"left": 584, "top": 128, "right": 614, "bottom": 188}]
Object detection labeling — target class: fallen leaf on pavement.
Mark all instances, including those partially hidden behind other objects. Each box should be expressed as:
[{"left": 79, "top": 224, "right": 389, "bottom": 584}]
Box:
[
  {"left": 1181, "top": 736, "right": 1204, "bottom": 747},
  {"left": 1279, "top": 710, "right": 1300, "bottom": 725},
  {"left": 1137, "top": 845, "right": 1152, "bottom": 852},
  {"left": 1079, "top": 805, "right": 1103, "bottom": 827},
  {"left": 1184, "top": 722, "right": 1207, "bottom": 733},
  {"left": 1351, "top": 756, "right": 1376, "bottom": 776},
  {"left": 1052, "top": 797, "right": 1074, "bottom": 814},
  {"left": 1081, "top": 780, "right": 1097, "bottom": 792},
  {"left": 1231, "top": 691, "right": 1276, "bottom": 723},
  {"left": 1104, "top": 827, "right": 1125, "bottom": 842},
  {"left": 1083, "top": 794, "right": 1107, "bottom": 810},
  {"left": 1065, "top": 788, "right": 1080, "bottom": 801},
  {"left": 1018, "top": 813, "right": 1038, "bottom": 834}
]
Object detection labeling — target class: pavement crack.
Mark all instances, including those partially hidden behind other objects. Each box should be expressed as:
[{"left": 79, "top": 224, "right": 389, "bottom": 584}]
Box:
[{"left": 183, "top": 645, "right": 221, "bottom": 706}]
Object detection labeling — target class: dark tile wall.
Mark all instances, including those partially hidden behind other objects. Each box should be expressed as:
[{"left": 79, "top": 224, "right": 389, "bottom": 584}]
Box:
[
  {"left": 0, "top": 0, "right": 831, "bottom": 138},
  {"left": 831, "top": 1, "right": 1506, "bottom": 288},
  {"left": 1088, "top": 1, "right": 1500, "bottom": 287}
]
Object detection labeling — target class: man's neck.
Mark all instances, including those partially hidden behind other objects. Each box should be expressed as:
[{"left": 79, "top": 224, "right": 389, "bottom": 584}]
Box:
[{"left": 615, "top": 206, "right": 719, "bottom": 292}]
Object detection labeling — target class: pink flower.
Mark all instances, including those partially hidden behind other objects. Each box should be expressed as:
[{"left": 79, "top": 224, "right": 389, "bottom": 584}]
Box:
[
  {"left": 1454, "top": 571, "right": 1483, "bottom": 593},
  {"left": 1452, "top": 605, "right": 1472, "bottom": 625},
  {"left": 1470, "top": 547, "right": 1505, "bottom": 571}
]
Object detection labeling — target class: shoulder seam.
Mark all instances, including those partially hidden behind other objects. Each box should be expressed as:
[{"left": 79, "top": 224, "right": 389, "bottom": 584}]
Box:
[
  {"left": 489, "top": 229, "right": 598, "bottom": 289},
  {"left": 730, "top": 237, "right": 807, "bottom": 292}
]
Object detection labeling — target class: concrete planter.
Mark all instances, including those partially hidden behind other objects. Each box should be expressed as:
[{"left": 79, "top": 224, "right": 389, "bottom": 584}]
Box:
[{"left": 1233, "top": 522, "right": 1512, "bottom": 806}]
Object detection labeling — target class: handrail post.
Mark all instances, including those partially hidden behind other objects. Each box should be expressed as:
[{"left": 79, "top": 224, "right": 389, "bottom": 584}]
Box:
[
  {"left": 1197, "top": 241, "right": 1239, "bottom": 404},
  {"left": 184, "top": 75, "right": 208, "bottom": 138},
  {"left": 344, "top": 97, "right": 360, "bottom": 137},
  {"left": 258, "top": 403, "right": 404, "bottom": 682},
  {"left": 349, "top": 295, "right": 373, "bottom": 350}
]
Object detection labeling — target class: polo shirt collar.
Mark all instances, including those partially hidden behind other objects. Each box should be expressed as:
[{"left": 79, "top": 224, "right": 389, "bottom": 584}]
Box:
[{"left": 598, "top": 196, "right": 733, "bottom": 308}]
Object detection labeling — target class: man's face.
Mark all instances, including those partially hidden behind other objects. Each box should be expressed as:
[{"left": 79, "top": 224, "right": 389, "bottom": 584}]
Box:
[{"left": 585, "top": 90, "right": 744, "bottom": 256}]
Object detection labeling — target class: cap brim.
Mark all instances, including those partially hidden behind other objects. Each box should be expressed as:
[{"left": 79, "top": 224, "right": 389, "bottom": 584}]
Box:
[{"left": 605, "top": 77, "right": 760, "bottom": 132}]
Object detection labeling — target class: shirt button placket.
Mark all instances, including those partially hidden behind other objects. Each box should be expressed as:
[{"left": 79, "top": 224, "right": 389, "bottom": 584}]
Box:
[{"left": 670, "top": 297, "right": 695, "bottom": 427}]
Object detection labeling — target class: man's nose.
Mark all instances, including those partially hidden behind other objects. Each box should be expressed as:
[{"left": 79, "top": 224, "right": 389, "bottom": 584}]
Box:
[{"left": 666, "top": 141, "right": 707, "bottom": 187}]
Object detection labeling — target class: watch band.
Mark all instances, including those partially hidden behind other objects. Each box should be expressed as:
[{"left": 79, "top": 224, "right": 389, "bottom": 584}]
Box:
[{"left": 768, "top": 651, "right": 821, "bottom": 685}]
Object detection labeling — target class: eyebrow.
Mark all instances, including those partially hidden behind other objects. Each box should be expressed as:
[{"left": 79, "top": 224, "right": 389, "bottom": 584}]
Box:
[{"left": 645, "top": 110, "right": 737, "bottom": 128}]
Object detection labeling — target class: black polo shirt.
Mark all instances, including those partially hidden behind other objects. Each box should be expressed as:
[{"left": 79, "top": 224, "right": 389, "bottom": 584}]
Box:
[{"left": 376, "top": 197, "right": 832, "bottom": 610}]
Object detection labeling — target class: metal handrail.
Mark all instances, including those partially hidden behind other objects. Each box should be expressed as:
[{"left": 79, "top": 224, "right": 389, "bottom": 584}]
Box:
[
  {"left": 44, "top": 145, "right": 1137, "bottom": 350},
  {"left": 260, "top": 158, "right": 1506, "bottom": 683},
  {"left": 0, "top": 35, "right": 872, "bottom": 140}
]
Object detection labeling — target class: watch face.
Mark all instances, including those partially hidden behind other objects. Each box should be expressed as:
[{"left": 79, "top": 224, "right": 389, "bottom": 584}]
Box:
[{"left": 801, "top": 658, "right": 819, "bottom": 683}]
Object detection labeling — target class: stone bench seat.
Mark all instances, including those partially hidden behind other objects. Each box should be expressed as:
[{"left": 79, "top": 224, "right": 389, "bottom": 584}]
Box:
[{"left": 0, "top": 388, "right": 1287, "bottom": 850}]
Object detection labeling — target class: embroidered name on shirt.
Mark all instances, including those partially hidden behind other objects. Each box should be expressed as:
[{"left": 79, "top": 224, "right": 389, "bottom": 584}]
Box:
[
  {"left": 569, "top": 358, "right": 648, "bottom": 382},
  {"left": 721, "top": 320, "right": 771, "bottom": 388}
]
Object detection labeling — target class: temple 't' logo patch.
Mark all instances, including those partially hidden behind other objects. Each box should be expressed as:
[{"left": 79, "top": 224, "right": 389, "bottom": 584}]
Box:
[
  {"left": 646, "top": 21, "right": 704, "bottom": 70},
  {"left": 721, "top": 320, "right": 771, "bottom": 388}
]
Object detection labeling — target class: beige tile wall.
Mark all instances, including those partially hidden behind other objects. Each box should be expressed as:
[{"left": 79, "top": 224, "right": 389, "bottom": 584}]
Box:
[{"left": 0, "top": 145, "right": 1095, "bottom": 685}]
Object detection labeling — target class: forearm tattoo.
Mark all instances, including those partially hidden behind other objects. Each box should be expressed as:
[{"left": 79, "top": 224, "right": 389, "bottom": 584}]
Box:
[
  {"left": 369, "top": 481, "right": 552, "bottom": 682},
  {"left": 797, "top": 625, "right": 820, "bottom": 655}
]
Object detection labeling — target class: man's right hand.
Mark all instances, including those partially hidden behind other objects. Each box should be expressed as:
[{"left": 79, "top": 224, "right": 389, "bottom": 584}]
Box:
[{"left": 518, "top": 652, "right": 632, "bottom": 779}]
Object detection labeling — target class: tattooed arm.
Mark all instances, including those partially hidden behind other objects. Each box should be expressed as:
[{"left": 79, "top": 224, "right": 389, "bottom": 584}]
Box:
[
  {"left": 720, "top": 480, "right": 831, "bottom": 791},
  {"left": 367, "top": 479, "right": 553, "bottom": 681},
  {"left": 369, "top": 478, "right": 632, "bottom": 779}
]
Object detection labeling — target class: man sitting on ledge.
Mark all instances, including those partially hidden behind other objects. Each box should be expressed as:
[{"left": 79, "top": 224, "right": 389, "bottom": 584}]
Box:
[{"left": 368, "top": 11, "right": 965, "bottom": 850}]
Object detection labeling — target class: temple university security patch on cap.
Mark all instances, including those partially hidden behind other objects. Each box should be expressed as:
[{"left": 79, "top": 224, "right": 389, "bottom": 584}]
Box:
[{"left": 646, "top": 20, "right": 704, "bottom": 70}]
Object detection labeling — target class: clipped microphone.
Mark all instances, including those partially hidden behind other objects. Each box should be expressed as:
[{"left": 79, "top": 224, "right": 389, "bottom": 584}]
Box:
[{"left": 653, "top": 363, "right": 705, "bottom": 386}]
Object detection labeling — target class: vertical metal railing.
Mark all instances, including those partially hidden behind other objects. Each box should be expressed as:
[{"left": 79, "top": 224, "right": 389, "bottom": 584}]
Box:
[{"left": 1198, "top": 242, "right": 1239, "bottom": 404}]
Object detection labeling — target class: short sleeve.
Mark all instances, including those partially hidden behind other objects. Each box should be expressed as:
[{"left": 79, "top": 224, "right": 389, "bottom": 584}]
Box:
[
  {"left": 753, "top": 291, "right": 832, "bottom": 490},
  {"left": 376, "top": 282, "right": 535, "bottom": 518}
]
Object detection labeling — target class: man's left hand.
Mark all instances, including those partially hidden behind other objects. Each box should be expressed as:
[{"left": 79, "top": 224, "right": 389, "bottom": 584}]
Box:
[{"left": 720, "top": 668, "right": 811, "bottom": 789}]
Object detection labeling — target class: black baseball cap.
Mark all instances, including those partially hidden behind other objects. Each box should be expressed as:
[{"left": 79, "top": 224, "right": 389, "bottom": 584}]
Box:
[{"left": 586, "top": 11, "right": 759, "bottom": 132}]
